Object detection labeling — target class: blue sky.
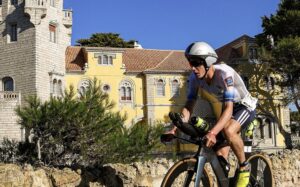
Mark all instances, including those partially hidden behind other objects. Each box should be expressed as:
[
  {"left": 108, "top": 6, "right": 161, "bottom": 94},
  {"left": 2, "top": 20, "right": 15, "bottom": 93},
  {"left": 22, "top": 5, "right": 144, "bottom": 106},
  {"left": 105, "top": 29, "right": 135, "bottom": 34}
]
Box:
[{"left": 64, "top": 0, "right": 281, "bottom": 50}]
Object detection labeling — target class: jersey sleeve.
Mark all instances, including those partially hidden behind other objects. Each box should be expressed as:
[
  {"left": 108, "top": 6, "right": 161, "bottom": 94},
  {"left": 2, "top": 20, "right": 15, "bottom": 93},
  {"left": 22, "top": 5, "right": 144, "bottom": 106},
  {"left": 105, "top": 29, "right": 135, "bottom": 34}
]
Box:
[
  {"left": 222, "top": 71, "right": 235, "bottom": 102},
  {"left": 187, "top": 73, "right": 199, "bottom": 100}
]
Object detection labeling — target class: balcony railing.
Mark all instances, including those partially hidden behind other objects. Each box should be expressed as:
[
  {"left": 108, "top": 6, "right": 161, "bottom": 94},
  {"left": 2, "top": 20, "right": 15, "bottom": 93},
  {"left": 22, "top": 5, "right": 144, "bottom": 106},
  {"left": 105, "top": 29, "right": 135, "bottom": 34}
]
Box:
[
  {"left": 25, "top": 0, "right": 47, "bottom": 9},
  {"left": 0, "top": 91, "right": 20, "bottom": 100},
  {"left": 62, "top": 9, "right": 72, "bottom": 27},
  {"left": 24, "top": 0, "right": 47, "bottom": 25}
]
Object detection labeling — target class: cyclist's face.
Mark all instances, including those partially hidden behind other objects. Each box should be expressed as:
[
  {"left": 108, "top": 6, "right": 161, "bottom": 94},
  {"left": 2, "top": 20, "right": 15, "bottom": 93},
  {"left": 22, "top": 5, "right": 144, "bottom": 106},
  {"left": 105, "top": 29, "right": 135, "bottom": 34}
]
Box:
[{"left": 189, "top": 62, "right": 206, "bottom": 79}]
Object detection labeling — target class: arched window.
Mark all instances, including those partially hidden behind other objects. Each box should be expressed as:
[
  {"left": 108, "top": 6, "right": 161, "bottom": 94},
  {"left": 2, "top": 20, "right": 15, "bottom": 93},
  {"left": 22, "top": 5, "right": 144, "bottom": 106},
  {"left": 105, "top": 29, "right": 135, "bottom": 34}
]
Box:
[
  {"left": 120, "top": 87, "right": 126, "bottom": 100},
  {"left": 53, "top": 79, "right": 58, "bottom": 95},
  {"left": 2, "top": 76, "right": 14, "bottom": 91},
  {"left": 264, "top": 118, "right": 272, "bottom": 139},
  {"left": 157, "top": 79, "right": 165, "bottom": 96},
  {"left": 58, "top": 80, "right": 63, "bottom": 95},
  {"left": 120, "top": 81, "right": 133, "bottom": 102},
  {"left": 171, "top": 79, "right": 180, "bottom": 97}
]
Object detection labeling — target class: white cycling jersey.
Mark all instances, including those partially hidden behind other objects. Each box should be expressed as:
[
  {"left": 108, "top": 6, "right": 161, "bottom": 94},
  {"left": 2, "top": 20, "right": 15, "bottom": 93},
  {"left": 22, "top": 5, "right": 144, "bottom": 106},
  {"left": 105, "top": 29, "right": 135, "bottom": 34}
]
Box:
[{"left": 187, "top": 63, "right": 257, "bottom": 110}]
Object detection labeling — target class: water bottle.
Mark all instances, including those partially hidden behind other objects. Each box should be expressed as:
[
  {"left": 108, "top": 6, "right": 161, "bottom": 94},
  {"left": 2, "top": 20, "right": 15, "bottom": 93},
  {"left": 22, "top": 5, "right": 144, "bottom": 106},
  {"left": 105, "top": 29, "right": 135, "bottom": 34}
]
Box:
[{"left": 190, "top": 116, "right": 210, "bottom": 133}]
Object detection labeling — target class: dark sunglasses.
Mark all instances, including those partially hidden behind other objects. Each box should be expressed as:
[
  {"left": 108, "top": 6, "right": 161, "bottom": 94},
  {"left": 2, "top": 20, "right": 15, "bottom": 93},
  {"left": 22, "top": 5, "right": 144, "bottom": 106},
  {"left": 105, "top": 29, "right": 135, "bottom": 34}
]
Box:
[{"left": 188, "top": 58, "right": 206, "bottom": 67}]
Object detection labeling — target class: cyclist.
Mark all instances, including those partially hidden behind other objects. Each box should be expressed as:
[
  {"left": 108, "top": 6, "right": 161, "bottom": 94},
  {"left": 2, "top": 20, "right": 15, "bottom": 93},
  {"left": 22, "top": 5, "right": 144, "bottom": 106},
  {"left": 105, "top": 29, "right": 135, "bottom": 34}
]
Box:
[{"left": 167, "top": 42, "right": 257, "bottom": 187}]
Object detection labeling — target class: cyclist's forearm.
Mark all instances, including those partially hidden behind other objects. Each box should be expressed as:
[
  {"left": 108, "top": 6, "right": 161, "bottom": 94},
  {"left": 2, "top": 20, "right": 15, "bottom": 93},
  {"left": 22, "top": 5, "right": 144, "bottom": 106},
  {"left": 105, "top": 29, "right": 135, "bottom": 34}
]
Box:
[{"left": 182, "top": 99, "right": 196, "bottom": 122}]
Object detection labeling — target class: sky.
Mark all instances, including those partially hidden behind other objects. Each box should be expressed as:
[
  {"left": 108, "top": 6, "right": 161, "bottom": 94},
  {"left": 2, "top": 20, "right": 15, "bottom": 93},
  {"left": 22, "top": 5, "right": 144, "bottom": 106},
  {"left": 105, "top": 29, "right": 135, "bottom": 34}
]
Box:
[{"left": 64, "top": 0, "right": 281, "bottom": 50}]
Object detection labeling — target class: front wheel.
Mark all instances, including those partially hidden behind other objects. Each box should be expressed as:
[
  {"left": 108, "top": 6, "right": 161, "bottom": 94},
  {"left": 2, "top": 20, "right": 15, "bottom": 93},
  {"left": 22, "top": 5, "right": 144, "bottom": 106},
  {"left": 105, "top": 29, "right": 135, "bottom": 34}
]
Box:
[
  {"left": 161, "top": 158, "right": 212, "bottom": 187},
  {"left": 247, "top": 153, "right": 274, "bottom": 187}
]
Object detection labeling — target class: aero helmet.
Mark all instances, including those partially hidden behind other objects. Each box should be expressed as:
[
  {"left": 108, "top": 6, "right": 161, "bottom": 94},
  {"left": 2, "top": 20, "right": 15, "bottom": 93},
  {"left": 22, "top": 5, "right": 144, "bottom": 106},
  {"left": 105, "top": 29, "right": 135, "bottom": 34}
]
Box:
[{"left": 185, "top": 42, "right": 218, "bottom": 68}]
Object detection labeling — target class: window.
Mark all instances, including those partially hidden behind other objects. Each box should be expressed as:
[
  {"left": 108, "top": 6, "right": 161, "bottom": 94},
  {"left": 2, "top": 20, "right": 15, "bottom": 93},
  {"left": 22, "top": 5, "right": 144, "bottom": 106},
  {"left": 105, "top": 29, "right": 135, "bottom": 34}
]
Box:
[
  {"left": 103, "top": 55, "right": 108, "bottom": 65},
  {"left": 58, "top": 80, "right": 63, "bottom": 95},
  {"left": 10, "top": 0, "right": 18, "bottom": 6},
  {"left": 171, "top": 79, "right": 180, "bottom": 97},
  {"left": 49, "top": 24, "right": 56, "bottom": 43},
  {"left": 120, "top": 81, "right": 133, "bottom": 102},
  {"left": 156, "top": 79, "right": 165, "bottom": 96},
  {"left": 2, "top": 77, "right": 14, "bottom": 91},
  {"left": 264, "top": 76, "right": 275, "bottom": 90},
  {"left": 9, "top": 24, "right": 17, "bottom": 42},
  {"left": 249, "top": 47, "right": 258, "bottom": 60},
  {"left": 50, "top": 0, "right": 55, "bottom": 7},
  {"left": 102, "top": 84, "right": 110, "bottom": 93},
  {"left": 97, "top": 54, "right": 115, "bottom": 65}
]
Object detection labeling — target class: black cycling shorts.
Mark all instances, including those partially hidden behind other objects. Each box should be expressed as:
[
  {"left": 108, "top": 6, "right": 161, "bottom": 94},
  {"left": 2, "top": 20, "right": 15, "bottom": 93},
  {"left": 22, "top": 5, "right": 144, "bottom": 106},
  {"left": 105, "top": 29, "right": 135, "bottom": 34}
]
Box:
[{"left": 232, "top": 104, "right": 256, "bottom": 130}]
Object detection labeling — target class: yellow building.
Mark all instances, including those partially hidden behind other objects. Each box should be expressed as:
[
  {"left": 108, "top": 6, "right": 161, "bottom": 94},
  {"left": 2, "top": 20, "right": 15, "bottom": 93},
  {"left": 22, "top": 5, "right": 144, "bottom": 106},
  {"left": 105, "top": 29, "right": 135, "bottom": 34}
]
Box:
[
  {"left": 65, "top": 46, "right": 190, "bottom": 126},
  {"left": 65, "top": 35, "right": 290, "bottom": 150}
]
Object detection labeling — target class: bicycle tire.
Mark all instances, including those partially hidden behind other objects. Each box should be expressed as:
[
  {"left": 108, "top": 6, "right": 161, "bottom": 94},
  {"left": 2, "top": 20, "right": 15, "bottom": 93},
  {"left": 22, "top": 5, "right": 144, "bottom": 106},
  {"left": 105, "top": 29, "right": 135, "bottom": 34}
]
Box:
[
  {"left": 161, "top": 157, "right": 213, "bottom": 187},
  {"left": 247, "top": 153, "right": 274, "bottom": 187}
]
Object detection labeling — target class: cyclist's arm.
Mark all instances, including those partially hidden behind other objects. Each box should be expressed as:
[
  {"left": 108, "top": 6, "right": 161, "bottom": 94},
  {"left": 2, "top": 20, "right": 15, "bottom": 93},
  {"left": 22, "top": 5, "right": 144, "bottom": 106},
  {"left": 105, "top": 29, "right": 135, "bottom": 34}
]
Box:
[
  {"left": 210, "top": 77, "right": 235, "bottom": 135},
  {"left": 210, "top": 101, "right": 233, "bottom": 135}
]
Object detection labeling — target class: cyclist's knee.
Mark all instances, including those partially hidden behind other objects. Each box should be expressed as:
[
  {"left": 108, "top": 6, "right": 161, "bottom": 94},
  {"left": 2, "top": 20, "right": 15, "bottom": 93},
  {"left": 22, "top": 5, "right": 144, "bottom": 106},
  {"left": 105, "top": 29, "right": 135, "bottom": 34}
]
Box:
[{"left": 223, "top": 120, "right": 241, "bottom": 139}]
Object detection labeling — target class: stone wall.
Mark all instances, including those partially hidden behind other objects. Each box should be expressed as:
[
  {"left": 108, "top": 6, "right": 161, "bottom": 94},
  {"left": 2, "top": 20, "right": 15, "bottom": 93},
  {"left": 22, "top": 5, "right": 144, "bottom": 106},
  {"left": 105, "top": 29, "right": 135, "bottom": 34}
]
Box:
[
  {"left": 0, "top": 92, "right": 23, "bottom": 141},
  {"left": 0, "top": 149, "right": 299, "bottom": 187}
]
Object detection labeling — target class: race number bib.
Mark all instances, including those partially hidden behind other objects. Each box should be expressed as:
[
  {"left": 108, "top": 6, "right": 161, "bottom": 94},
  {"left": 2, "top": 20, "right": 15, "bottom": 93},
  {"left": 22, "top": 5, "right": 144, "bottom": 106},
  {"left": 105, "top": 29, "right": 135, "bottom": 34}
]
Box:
[{"left": 241, "top": 94, "right": 257, "bottom": 111}]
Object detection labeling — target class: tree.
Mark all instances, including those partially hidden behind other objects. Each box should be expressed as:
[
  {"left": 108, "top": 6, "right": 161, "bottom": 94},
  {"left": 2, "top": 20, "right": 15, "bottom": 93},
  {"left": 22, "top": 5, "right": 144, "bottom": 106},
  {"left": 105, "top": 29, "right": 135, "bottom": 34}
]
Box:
[
  {"left": 16, "top": 79, "right": 163, "bottom": 166},
  {"left": 256, "top": 0, "right": 300, "bottom": 112},
  {"left": 76, "top": 32, "right": 136, "bottom": 48}
]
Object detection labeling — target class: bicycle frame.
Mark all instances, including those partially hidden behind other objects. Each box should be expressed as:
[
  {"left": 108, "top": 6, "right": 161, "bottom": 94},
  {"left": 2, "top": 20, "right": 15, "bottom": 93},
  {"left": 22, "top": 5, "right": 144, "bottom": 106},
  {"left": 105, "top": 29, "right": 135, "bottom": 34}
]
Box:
[
  {"left": 167, "top": 134, "right": 230, "bottom": 187},
  {"left": 194, "top": 146, "right": 229, "bottom": 187}
]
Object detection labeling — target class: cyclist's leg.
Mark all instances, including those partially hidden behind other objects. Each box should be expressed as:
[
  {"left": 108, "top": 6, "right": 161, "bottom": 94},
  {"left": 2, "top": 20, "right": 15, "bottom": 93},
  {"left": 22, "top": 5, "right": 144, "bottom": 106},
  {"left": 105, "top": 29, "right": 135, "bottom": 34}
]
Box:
[
  {"left": 223, "top": 119, "right": 246, "bottom": 164},
  {"left": 224, "top": 104, "right": 255, "bottom": 166},
  {"left": 216, "top": 146, "right": 230, "bottom": 160}
]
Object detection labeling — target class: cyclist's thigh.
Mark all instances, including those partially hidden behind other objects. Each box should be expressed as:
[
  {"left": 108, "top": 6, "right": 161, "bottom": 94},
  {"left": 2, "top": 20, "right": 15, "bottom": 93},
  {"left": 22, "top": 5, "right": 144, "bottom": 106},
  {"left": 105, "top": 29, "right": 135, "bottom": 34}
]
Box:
[{"left": 232, "top": 104, "right": 256, "bottom": 130}]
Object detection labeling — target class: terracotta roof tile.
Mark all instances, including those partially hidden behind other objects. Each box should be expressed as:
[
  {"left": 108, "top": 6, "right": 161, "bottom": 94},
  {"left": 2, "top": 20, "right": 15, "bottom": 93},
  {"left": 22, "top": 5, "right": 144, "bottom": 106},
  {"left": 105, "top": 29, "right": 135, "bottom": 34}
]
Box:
[{"left": 65, "top": 46, "right": 85, "bottom": 72}]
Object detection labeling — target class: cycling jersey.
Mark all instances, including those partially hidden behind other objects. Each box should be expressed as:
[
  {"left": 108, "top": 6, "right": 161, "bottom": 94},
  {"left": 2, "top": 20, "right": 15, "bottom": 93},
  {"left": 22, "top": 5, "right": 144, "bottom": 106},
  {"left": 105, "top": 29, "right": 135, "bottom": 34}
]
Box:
[{"left": 187, "top": 63, "right": 257, "bottom": 111}]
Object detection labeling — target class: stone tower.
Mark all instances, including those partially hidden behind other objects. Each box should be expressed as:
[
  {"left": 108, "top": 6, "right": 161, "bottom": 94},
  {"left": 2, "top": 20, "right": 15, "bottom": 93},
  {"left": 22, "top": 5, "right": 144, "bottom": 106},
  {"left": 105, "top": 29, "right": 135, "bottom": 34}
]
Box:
[{"left": 0, "top": 0, "right": 72, "bottom": 141}]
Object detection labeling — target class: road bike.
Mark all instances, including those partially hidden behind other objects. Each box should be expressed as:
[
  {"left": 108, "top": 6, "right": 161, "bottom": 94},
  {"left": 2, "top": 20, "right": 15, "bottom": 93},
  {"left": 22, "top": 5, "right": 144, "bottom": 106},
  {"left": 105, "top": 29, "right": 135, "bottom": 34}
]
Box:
[{"left": 160, "top": 112, "right": 274, "bottom": 187}]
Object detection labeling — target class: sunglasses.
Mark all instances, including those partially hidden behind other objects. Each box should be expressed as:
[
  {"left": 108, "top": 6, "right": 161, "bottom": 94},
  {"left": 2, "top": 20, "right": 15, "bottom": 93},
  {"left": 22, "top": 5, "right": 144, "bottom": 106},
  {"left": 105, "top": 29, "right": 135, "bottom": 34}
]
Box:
[{"left": 188, "top": 58, "right": 206, "bottom": 67}]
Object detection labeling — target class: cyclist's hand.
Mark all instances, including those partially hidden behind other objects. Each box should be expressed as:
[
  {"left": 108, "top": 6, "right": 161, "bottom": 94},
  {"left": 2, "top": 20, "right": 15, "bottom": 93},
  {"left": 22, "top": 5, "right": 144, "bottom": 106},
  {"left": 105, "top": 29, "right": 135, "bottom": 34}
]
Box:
[
  {"left": 165, "top": 127, "right": 177, "bottom": 135},
  {"left": 205, "top": 131, "right": 216, "bottom": 147}
]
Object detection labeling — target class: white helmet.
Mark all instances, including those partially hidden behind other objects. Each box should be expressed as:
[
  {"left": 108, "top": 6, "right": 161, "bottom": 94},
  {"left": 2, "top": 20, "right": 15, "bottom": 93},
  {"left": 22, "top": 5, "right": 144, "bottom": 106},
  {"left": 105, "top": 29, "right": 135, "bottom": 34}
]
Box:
[{"left": 185, "top": 42, "right": 218, "bottom": 68}]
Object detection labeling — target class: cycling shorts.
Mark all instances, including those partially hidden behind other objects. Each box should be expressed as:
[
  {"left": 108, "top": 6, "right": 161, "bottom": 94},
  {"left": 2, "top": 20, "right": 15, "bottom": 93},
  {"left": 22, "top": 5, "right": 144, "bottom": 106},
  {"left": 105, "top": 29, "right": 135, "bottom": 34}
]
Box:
[{"left": 232, "top": 104, "right": 256, "bottom": 130}]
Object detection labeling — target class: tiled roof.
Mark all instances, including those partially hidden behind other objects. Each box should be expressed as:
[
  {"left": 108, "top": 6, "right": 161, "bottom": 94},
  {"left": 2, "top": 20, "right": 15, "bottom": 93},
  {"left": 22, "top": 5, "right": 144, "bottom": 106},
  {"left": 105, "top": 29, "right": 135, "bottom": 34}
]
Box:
[
  {"left": 65, "top": 47, "right": 190, "bottom": 73},
  {"left": 216, "top": 34, "right": 254, "bottom": 62},
  {"left": 123, "top": 49, "right": 190, "bottom": 73},
  {"left": 65, "top": 35, "right": 254, "bottom": 73},
  {"left": 65, "top": 46, "right": 85, "bottom": 72}
]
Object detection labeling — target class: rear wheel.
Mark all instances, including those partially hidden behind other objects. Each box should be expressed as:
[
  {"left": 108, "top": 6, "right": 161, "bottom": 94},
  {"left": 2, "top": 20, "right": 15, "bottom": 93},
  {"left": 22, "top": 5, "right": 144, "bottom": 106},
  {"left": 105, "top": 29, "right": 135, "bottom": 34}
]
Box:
[
  {"left": 247, "top": 154, "right": 274, "bottom": 187},
  {"left": 161, "top": 158, "right": 212, "bottom": 187}
]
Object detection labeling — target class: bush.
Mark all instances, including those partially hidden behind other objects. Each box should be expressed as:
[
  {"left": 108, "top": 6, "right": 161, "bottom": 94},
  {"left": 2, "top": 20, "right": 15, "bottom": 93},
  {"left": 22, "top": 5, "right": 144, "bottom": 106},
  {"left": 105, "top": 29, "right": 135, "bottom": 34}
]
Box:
[{"left": 15, "top": 78, "right": 164, "bottom": 166}]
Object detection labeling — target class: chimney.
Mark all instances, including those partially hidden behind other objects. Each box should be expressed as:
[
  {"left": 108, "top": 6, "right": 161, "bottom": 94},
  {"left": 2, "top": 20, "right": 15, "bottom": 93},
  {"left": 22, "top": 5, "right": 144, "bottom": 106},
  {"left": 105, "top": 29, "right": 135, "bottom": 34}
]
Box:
[{"left": 134, "top": 41, "right": 143, "bottom": 49}]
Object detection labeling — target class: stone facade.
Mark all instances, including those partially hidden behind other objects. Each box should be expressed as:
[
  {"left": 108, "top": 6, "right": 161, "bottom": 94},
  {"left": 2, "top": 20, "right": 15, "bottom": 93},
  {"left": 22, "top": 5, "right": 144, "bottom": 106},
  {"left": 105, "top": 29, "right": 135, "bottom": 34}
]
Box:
[{"left": 0, "top": 0, "right": 72, "bottom": 141}]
